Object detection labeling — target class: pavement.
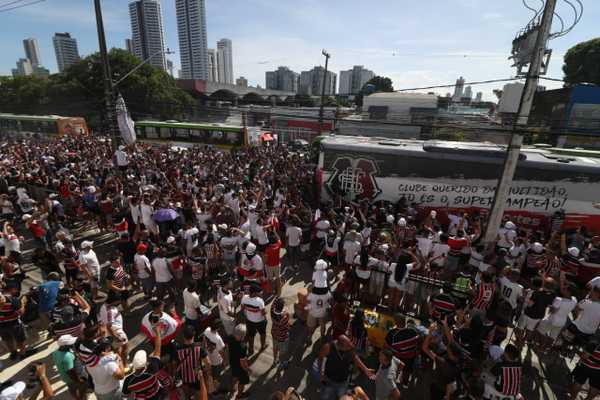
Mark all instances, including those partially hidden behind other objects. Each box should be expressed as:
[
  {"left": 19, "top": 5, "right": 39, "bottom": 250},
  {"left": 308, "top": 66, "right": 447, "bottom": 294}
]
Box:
[{"left": 0, "top": 221, "right": 582, "bottom": 399}]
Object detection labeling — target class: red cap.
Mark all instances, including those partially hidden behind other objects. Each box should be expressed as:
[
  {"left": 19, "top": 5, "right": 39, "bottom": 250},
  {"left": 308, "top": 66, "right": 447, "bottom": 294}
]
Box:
[{"left": 137, "top": 243, "right": 148, "bottom": 252}]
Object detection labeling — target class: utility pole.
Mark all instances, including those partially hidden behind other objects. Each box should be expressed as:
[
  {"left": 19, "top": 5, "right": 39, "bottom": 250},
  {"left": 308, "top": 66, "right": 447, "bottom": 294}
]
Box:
[
  {"left": 483, "top": 0, "right": 557, "bottom": 244},
  {"left": 94, "top": 0, "right": 120, "bottom": 151},
  {"left": 318, "top": 49, "right": 331, "bottom": 135}
]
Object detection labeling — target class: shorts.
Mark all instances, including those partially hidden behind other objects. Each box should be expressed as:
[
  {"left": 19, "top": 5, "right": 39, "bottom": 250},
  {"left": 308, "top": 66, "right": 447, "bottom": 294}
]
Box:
[
  {"left": 273, "top": 339, "right": 289, "bottom": 358},
  {"left": 231, "top": 368, "right": 250, "bottom": 385},
  {"left": 572, "top": 364, "right": 600, "bottom": 390},
  {"left": 246, "top": 320, "right": 267, "bottom": 337},
  {"left": 0, "top": 323, "right": 26, "bottom": 344},
  {"left": 307, "top": 314, "right": 327, "bottom": 329},
  {"left": 265, "top": 265, "right": 281, "bottom": 280},
  {"left": 517, "top": 314, "right": 540, "bottom": 331},
  {"left": 537, "top": 319, "right": 564, "bottom": 340}
]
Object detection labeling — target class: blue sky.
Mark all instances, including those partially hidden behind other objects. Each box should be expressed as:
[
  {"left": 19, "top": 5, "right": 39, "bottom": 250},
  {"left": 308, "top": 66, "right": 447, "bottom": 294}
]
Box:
[{"left": 1, "top": 0, "right": 599, "bottom": 100}]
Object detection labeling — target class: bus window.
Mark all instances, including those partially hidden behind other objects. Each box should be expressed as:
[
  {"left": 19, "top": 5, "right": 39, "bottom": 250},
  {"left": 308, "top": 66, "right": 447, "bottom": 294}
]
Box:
[
  {"left": 175, "top": 128, "right": 190, "bottom": 138},
  {"left": 225, "top": 131, "right": 242, "bottom": 145},
  {"left": 207, "top": 130, "right": 224, "bottom": 144},
  {"left": 190, "top": 129, "right": 206, "bottom": 141},
  {"left": 146, "top": 126, "right": 158, "bottom": 138}
]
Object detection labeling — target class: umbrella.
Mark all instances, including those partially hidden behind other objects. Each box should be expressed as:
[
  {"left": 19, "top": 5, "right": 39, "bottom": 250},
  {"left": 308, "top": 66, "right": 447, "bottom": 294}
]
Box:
[{"left": 153, "top": 208, "right": 178, "bottom": 222}]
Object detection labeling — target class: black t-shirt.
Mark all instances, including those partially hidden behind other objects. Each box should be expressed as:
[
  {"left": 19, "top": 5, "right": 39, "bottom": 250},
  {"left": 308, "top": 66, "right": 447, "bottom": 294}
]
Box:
[
  {"left": 123, "top": 356, "right": 162, "bottom": 400},
  {"left": 227, "top": 335, "right": 247, "bottom": 373},
  {"left": 525, "top": 290, "right": 555, "bottom": 319}
]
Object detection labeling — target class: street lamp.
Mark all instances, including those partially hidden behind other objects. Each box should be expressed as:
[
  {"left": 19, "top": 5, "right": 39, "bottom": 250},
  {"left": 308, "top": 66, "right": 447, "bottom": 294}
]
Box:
[{"left": 318, "top": 49, "right": 331, "bottom": 135}]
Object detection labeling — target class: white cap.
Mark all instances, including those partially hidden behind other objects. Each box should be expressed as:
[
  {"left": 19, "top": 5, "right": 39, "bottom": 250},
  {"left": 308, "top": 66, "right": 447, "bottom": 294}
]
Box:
[
  {"left": 0, "top": 381, "right": 26, "bottom": 400},
  {"left": 80, "top": 240, "right": 94, "bottom": 249},
  {"left": 430, "top": 210, "right": 437, "bottom": 218},
  {"left": 21, "top": 214, "right": 32, "bottom": 221},
  {"left": 57, "top": 334, "right": 77, "bottom": 347},
  {"left": 218, "top": 223, "right": 228, "bottom": 230},
  {"left": 132, "top": 350, "right": 147, "bottom": 369},
  {"left": 568, "top": 247, "right": 580, "bottom": 257},
  {"left": 398, "top": 217, "right": 407, "bottom": 227},
  {"left": 246, "top": 242, "right": 256, "bottom": 255},
  {"left": 118, "top": 145, "right": 125, "bottom": 150},
  {"left": 166, "top": 236, "right": 176, "bottom": 244},
  {"left": 315, "top": 259, "right": 328, "bottom": 270},
  {"left": 386, "top": 214, "right": 395, "bottom": 224},
  {"left": 532, "top": 242, "right": 544, "bottom": 253},
  {"left": 505, "top": 221, "right": 516, "bottom": 230}
]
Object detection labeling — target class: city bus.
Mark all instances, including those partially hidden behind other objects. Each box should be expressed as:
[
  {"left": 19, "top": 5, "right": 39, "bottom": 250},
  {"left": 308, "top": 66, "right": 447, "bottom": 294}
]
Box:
[
  {"left": 134, "top": 120, "right": 258, "bottom": 149},
  {"left": 317, "top": 135, "right": 600, "bottom": 233},
  {"left": 0, "top": 113, "right": 88, "bottom": 136}
]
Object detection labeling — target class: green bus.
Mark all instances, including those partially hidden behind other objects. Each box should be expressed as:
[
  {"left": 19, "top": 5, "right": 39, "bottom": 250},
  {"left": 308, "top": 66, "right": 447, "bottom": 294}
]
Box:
[{"left": 134, "top": 120, "right": 254, "bottom": 148}]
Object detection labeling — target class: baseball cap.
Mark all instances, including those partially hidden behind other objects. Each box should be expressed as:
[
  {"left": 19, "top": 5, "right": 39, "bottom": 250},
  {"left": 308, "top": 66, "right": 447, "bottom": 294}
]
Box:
[
  {"left": 315, "top": 259, "right": 328, "bottom": 270},
  {"left": 137, "top": 243, "right": 148, "bottom": 252},
  {"left": 398, "top": 217, "right": 407, "bottom": 227},
  {"left": 0, "top": 381, "right": 26, "bottom": 400},
  {"left": 80, "top": 241, "right": 94, "bottom": 249},
  {"left": 132, "top": 350, "right": 147, "bottom": 369},
  {"left": 57, "top": 334, "right": 77, "bottom": 347},
  {"left": 568, "top": 247, "right": 580, "bottom": 257}
]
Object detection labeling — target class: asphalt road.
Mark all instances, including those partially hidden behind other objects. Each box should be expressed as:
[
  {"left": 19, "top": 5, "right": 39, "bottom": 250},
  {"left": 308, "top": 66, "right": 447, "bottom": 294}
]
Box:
[{"left": 0, "top": 222, "right": 582, "bottom": 399}]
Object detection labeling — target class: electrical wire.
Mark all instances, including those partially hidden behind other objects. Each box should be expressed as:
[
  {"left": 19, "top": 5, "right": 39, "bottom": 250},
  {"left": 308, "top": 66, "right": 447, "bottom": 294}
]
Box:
[
  {"left": 0, "top": 0, "right": 26, "bottom": 9},
  {"left": 0, "top": 0, "right": 45, "bottom": 12}
]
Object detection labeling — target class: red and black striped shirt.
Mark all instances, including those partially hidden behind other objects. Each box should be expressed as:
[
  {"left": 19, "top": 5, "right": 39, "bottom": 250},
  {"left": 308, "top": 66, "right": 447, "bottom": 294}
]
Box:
[
  {"left": 385, "top": 327, "right": 420, "bottom": 360},
  {"left": 431, "top": 293, "right": 456, "bottom": 320},
  {"left": 174, "top": 342, "right": 208, "bottom": 384},
  {"left": 122, "top": 356, "right": 163, "bottom": 400},
  {"left": 0, "top": 296, "right": 20, "bottom": 325},
  {"left": 471, "top": 282, "right": 495, "bottom": 310},
  {"left": 582, "top": 346, "right": 600, "bottom": 370},
  {"left": 492, "top": 361, "right": 522, "bottom": 396},
  {"left": 106, "top": 265, "right": 127, "bottom": 289}
]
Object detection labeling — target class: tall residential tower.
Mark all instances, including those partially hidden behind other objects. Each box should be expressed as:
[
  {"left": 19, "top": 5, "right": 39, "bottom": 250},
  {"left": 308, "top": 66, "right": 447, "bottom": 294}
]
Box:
[
  {"left": 128, "top": 0, "right": 168, "bottom": 71},
  {"left": 175, "top": 0, "right": 209, "bottom": 80},
  {"left": 216, "top": 38, "right": 233, "bottom": 84},
  {"left": 23, "top": 38, "right": 41, "bottom": 67},
  {"left": 53, "top": 33, "right": 80, "bottom": 72}
]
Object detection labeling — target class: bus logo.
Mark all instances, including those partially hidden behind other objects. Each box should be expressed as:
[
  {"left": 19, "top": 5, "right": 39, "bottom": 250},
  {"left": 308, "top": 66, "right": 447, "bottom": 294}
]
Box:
[{"left": 326, "top": 156, "right": 382, "bottom": 200}]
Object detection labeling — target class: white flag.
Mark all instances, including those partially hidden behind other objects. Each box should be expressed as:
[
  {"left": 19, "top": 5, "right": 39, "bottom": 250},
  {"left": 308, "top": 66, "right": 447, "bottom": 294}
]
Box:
[{"left": 116, "top": 94, "right": 136, "bottom": 145}]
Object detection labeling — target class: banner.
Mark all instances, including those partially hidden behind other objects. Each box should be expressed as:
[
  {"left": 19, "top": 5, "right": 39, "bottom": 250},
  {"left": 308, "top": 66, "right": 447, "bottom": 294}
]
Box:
[{"left": 116, "top": 94, "right": 136, "bottom": 145}]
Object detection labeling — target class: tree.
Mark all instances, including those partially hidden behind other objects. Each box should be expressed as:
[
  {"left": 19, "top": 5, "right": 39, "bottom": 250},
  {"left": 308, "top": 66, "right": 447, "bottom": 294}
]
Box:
[
  {"left": 355, "top": 75, "right": 395, "bottom": 107},
  {"left": 563, "top": 38, "right": 600, "bottom": 86},
  {"left": 293, "top": 94, "right": 315, "bottom": 107},
  {"left": 0, "top": 49, "right": 193, "bottom": 129}
]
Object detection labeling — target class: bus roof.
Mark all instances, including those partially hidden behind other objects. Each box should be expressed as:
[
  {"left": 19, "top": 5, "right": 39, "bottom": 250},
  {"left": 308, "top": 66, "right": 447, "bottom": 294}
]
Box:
[
  {"left": 0, "top": 113, "right": 65, "bottom": 122},
  {"left": 135, "top": 120, "right": 244, "bottom": 132},
  {"left": 319, "top": 135, "right": 600, "bottom": 171}
]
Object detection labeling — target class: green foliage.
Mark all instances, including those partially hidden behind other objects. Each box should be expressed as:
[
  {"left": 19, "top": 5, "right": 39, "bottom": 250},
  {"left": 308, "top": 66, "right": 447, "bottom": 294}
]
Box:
[
  {"left": 0, "top": 48, "right": 193, "bottom": 126},
  {"left": 355, "top": 75, "right": 395, "bottom": 107},
  {"left": 293, "top": 94, "right": 316, "bottom": 107},
  {"left": 563, "top": 38, "right": 600, "bottom": 86}
]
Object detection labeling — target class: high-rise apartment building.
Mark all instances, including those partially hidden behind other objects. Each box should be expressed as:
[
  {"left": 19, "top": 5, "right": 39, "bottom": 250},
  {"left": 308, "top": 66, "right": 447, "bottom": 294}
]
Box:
[
  {"left": 129, "top": 0, "right": 167, "bottom": 71},
  {"left": 236, "top": 76, "right": 248, "bottom": 87},
  {"left": 125, "top": 38, "right": 134, "bottom": 54},
  {"left": 216, "top": 38, "right": 233, "bottom": 84},
  {"left": 475, "top": 92, "right": 483, "bottom": 102},
  {"left": 338, "top": 66, "right": 375, "bottom": 95},
  {"left": 463, "top": 85, "right": 473, "bottom": 100},
  {"left": 23, "top": 38, "right": 41, "bottom": 67},
  {"left": 453, "top": 76, "right": 465, "bottom": 100},
  {"left": 207, "top": 48, "right": 218, "bottom": 81},
  {"left": 298, "top": 66, "right": 336, "bottom": 96},
  {"left": 12, "top": 58, "right": 33, "bottom": 77},
  {"left": 53, "top": 33, "right": 80, "bottom": 73},
  {"left": 175, "top": 0, "right": 209, "bottom": 80},
  {"left": 265, "top": 66, "right": 298, "bottom": 92}
]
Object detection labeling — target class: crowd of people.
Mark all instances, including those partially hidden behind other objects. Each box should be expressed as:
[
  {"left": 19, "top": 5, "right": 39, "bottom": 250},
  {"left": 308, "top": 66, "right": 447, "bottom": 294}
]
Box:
[{"left": 0, "top": 135, "right": 599, "bottom": 400}]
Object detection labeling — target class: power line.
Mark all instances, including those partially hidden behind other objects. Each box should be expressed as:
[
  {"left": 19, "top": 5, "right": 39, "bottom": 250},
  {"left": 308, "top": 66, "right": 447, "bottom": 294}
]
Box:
[
  {"left": 0, "top": 0, "right": 45, "bottom": 12},
  {"left": 0, "top": 0, "right": 26, "bottom": 9}
]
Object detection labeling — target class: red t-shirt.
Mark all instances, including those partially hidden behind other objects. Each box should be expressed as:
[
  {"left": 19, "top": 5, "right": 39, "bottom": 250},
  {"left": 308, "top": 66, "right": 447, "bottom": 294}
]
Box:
[
  {"left": 265, "top": 240, "right": 282, "bottom": 267},
  {"left": 28, "top": 222, "right": 46, "bottom": 238},
  {"left": 448, "top": 237, "right": 468, "bottom": 256}
]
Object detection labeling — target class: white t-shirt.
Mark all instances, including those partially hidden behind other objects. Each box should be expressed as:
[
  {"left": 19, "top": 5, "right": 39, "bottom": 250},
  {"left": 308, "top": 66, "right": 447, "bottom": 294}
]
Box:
[
  {"left": 140, "top": 204, "right": 154, "bottom": 226},
  {"left": 183, "top": 289, "right": 202, "bottom": 320},
  {"left": 546, "top": 296, "right": 577, "bottom": 327},
  {"left": 133, "top": 253, "right": 151, "bottom": 279},
  {"left": 4, "top": 234, "right": 21, "bottom": 254},
  {"left": 307, "top": 292, "right": 332, "bottom": 318},
  {"left": 152, "top": 257, "right": 173, "bottom": 283},
  {"left": 469, "top": 251, "right": 484, "bottom": 269},
  {"left": 98, "top": 304, "right": 124, "bottom": 331},
  {"left": 315, "top": 220, "right": 330, "bottom": 239},
  {"left": 497, "top": 228, "right": 517, "bottom": 248},
  {"left": 88, "top": 354, "right": 121, "bottom": 395},
  {"left": 430, "top": 243, "right": 449, "bottom": 267},
  {"left": 343, "top": 240, "right": 361, "bottom": 264},
  {"left": 220, "top": 236, "right": 238, "bottom": 259},
  {"left": 324, "top": 237, "right": 341, "bottom": 255},
  {"left": 498, "top": 276, "right": 524, "bottom": 309},
  {"left": 417, "top": 236, "right": 433, "bottom": 259},
  {"left": 573, "top": 299, "right": 600, "bottom": 334},
  {"left": 312, "top": 269, "right": 329, "bottom": 288},
  {"left": 79, "top": 250, "right": 100, "bottom": 278},
  {"left": 388, "top": 262, "right": 414, "bottom": 290},
  {"left": 217, "top": 289, "right": 234, "bottom": 323},
  {"left": 203, "top": 328, "right": 225, "bottom": 366},
  {"left": 448, "top": 214, "right": 468, "bottom": 235},
  {"left": 361, "top": 227, "right": 372, "bottom": 246},
  {"left": 114, "top": 150, "right": 128, "bottom": 167},
  {"left": 196, "top": 212, "right": 211, "bottom": 231},
  {"left": 183, "top": 227, "right": 199, "bottom": 253},
  {"left": 286, "top": 226, "right": 302, "bottom": 247},
  {"left": 241, "top": 295, "right": 266, "bottom": 323},
  {"left": 241, "top": 254, "right": 264, "bottom": 275}
]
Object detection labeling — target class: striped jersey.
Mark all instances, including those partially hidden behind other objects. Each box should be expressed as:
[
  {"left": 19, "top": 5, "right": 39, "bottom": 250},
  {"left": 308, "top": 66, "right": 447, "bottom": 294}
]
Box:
[
  {"left": 492, "top": 361, "right": 522, "bottom": 396},
  {"left": 270, "top": 309, "right": 290, "bottom": 342},
  {"left": 76, "top": 339, "right": 100, "bottom": 368},
  {"left": 106, "top": 265, "right": 127, "bottom": 289},
  {"left": 122, "top": 356, "right": 163, "bottom": 400},
  {"left": 0, "top": 296, "right": 21, "bottom": 325},
  {"left": 431, "top": 293, "right": 456, "bottom": 320},
  {"left": 174, "top": 342, "right": 208, "bottom": 384},
  {"left": 471, "top": 282, "right": 496, "bottom": 310},
  {"left": 241, "top": 295, "right": 266, "bottom": 323},
  {"left": 582, "top": 346, "right": 600, "bottom": 370},
  {"left": 385, "top": 326, "right": 420, "bottom": 360}
]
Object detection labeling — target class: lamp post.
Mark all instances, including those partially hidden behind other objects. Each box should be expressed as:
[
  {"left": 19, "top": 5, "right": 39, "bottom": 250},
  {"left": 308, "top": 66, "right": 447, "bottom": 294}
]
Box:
[{"left": 318, "top": 49, "right": 331, "bottom": 135}]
